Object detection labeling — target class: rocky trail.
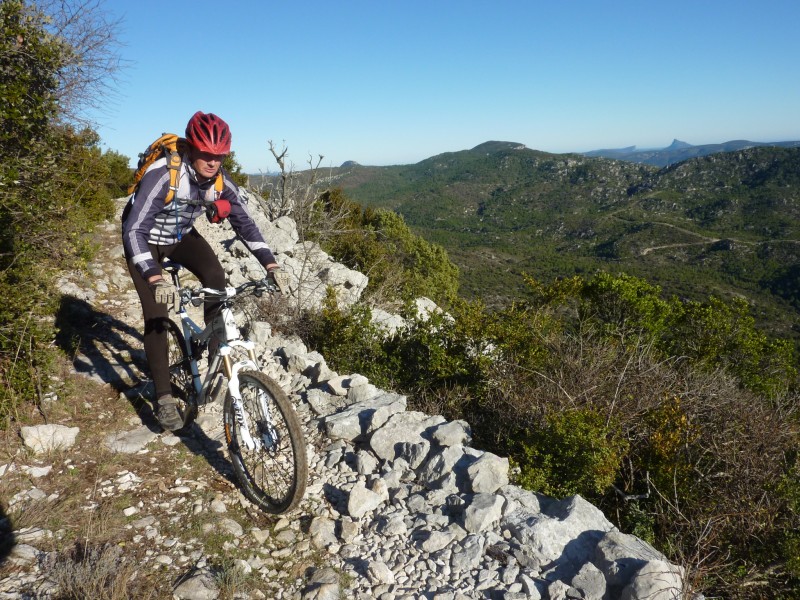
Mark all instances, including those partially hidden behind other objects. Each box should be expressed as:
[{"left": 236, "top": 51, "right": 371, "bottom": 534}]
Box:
[{"left": 0, "top": 197, "right": 689, "bottom": 599}]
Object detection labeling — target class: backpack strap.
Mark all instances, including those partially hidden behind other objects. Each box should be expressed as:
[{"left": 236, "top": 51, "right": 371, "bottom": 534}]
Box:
[
  {"left": 164, "top": 144, "right": 225, "bottom": 204},
  {"left": 164, "top": 147, "right": 182, "bottom": 205}
]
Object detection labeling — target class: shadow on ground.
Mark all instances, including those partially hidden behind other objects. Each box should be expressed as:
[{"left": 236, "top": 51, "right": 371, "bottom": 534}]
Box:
[
  {"left": 54, "top": 294, "right": 240, "bottom": 487},
  {"left": 0, "top": 504, "right": 11, "bottom": 567},
  {"left": 55, "top": 294, "right": 147, "bottom": 393}
]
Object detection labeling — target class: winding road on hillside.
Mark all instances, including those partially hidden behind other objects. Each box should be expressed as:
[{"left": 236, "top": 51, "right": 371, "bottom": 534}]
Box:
[
  {"left": 638, "top": 222, "right": 800, "bottom": 256},
  {"left": 639, "top": 222, "right": 722, "bottom": 255}
]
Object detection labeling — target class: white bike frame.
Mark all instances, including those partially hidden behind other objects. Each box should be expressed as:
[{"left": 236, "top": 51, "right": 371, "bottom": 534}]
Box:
[{"left": 172, "top": 283, "right": 266, "bottom": 452}]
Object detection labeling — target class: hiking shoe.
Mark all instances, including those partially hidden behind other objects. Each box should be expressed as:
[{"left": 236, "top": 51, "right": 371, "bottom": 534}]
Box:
[{"left": 156, "top": 396, "right": 184, "bottom": 431}]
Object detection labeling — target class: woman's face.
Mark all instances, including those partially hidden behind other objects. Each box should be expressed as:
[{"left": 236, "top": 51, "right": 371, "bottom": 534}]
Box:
[{"left": 191, "top": 149, "right": 225, "bottom": 180}]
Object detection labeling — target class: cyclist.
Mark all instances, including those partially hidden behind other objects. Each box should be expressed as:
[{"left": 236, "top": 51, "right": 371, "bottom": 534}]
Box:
[{"left": 122, "top": 111, "right": 280, "bottom": 431}]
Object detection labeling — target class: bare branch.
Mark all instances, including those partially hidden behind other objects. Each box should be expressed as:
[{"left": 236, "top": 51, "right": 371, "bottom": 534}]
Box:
[{"left": 37, "top": 0, "right": 126, "bottom": 126}]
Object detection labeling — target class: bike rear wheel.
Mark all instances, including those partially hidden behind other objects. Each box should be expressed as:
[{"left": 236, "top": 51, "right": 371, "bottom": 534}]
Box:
[
  {"left": 223, "top": 370, "right": 307, "bottom": 513},
  {"left": 164, "top": 318, "right": 197, "bottom": 428}
]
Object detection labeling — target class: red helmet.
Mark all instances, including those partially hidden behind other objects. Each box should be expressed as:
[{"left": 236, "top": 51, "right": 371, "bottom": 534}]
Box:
[{"left": 185, "top": 111, "right": 232, "bottom": 155}]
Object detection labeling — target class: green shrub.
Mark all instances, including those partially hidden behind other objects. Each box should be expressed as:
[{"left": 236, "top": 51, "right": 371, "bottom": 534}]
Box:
[
  {"left": 101, "top": 148, "right": 134, "bottom": 198},
  {"left": 386, "top": 297, "right": 491, "bottom": 392},
  {"left": 223, "top": 151, "right": 248, "bottom": 188},
  {"left": 783, "top": 531, "right": 800, "bottom": 581},
  {"left": 0, "top": 2, "right": 123, "bottom": 420},
  {"left": 0, "top": 1, "right": 63, "bottom": 154},
  {"left": 530, "top": 271, "right": 798, "bottom": 397},
  {"left": 513, "top": 408, "right": 629, "bottom": 498},
  {"left": 640, "top": 395, "right": 699, "bottom": 498},
  {"left": 578, "top": 271, "right": 675, "bottom": 341},
  {"left": 305, "top": 288, "right": 396, "bottom": 389},
  {"left": 664, "top": 296, "right": 797, "bottom": 397},
  {"left": 314, "top": 189, "right": 460, "bottom": 305}
]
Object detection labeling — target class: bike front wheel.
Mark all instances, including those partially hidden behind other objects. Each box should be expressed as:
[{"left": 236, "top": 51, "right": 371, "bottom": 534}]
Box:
[
  {"left": 164, "top": 318, "right": 197, "bottom": 428},
  {"left": 223, "top": 370, "right": 307, "bottom": 513}
]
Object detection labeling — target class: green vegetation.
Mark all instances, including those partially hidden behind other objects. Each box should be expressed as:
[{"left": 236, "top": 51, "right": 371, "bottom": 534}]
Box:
[
  {"left": 514, "top": 407, "right": 629, "bottom": 498},
  {"left": 305, "top": 265, "right": 800, "bottom": 598},
  {"left": 223, "top": 151, "right": 248, "bottom": 187},
  {"left": 0, "top": 1, "right": 125, "bottom": 420},
  {"left": 310, "top": 189, "right": 460, "bottom": 306},
  {"left": 324, "top": 143, "right": 800, "bottom": 346}
]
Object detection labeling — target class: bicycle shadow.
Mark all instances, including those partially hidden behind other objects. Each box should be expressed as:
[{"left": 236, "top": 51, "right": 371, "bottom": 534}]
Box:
[
  {"left": 55, "top": 294, "right": 148, "bottom": 396},
  {"left": 54, "top": 294, "right": 240, "bottom": 484},
  {"left": 176, "top": 411, "right": 239, "bottom": 485}
]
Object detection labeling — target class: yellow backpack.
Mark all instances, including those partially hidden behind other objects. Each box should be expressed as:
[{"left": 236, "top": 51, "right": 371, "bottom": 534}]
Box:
[{"left": 128, "top": 133, "right": 223, "bottom": 204}]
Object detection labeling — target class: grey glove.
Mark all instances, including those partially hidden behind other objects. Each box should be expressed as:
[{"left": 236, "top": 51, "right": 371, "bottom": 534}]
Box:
[
  {"left": 149, "top": 279, "right": 176, "bottom": 305},
  {"left": 266, "top": 269, "right": 288, "bottom": 294}
]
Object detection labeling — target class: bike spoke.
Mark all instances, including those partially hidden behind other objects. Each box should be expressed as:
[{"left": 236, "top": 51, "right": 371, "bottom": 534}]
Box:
[
  {"left": 240, "top": 382, "right": 293, "bottom": 498},
  {"left": 224, "top": 371, "right": 307, "bottom": 513}
]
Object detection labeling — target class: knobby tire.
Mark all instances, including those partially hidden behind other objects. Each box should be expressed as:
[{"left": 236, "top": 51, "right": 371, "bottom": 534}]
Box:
[{"left": 223, "top": 370, "right": 307, "bottom": 514}]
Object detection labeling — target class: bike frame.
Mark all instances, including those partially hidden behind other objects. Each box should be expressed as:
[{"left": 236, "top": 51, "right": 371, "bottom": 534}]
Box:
[{"left": 169, "top": 271, "right": 267, "bottom": 452}]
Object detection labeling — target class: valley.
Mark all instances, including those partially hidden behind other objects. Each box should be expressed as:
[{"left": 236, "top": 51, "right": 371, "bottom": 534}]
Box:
[{"left": 256, "top": 142, "right": 800, "bottom": 343}]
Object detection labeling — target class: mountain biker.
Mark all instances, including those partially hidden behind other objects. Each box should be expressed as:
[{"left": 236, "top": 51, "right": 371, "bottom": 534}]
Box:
[{"left": 122, "top": 111, "right": 280, "bottom": 431}]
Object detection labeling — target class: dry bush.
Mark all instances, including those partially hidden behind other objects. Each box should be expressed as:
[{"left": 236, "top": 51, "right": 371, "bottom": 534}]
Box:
[
  {"left": 243, "top": 282, "right": 319, "bottom": 343},
  {"left": 471, "top": 327, "right": 680, "bottom": 441},
  {"left": 46, "top": 541, "right": 152, "bottom": 600},
  {"left": 36, "top": 0, "right": 124, "bottom": 127},
  {"left": 663, "top": 382, "right": 800, "bottom": 595},
  {"left": 468, "top": 320, "right": 800, "bottom": 596},
  {"left": 255, "top": 141, "right": 325, "bottom": 232}
]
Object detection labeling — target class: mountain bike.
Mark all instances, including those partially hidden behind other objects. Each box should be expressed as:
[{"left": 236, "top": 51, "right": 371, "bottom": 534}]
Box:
[{"left": 161, "top": 260, "right": 307, "bottom": 514}]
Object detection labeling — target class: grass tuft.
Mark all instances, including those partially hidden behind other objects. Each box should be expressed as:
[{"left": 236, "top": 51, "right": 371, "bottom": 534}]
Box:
[{"left": 46, "top": 540, "right": 153, "bottom": 600}]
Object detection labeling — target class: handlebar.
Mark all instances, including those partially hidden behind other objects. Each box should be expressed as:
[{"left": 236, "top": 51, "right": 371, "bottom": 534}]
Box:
[{"left": 178, "top": 278, "right": 279, "bottom": 307}]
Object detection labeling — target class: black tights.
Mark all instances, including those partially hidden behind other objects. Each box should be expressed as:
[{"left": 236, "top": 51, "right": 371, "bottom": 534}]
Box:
[{"left": 126, "top": 229, "right": 226, "bottom": 399}]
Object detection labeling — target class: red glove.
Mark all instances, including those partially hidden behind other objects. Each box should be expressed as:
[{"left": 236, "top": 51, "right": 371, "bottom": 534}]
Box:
[{"left": 206, "top": 199, "right": 231, "bottom": 223}]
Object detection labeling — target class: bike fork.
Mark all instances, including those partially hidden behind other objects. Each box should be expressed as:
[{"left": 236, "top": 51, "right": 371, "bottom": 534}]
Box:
[{"left": 227, "top": 367, "right": 279, "bottom": 452}]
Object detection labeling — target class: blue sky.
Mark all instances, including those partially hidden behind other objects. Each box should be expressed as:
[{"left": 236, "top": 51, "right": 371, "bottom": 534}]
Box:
[{"left": 92, "top": 0, "right": 800, "bottom": 173}]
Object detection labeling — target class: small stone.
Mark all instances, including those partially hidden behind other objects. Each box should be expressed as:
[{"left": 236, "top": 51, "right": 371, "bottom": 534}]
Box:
[
  {"left": 219, "top": 518, "right": 244, "bottom": 537},
  {"left": 8, "top": 544, "right": 39, "bottom": 565},
  {"left": 23, "top": 466, "right": 52, "bottom": 478},
  {"left": 368, "top": 560, "right": 395, "bottom": 584},
  {"left": 251, "top": 528, "right": 271, "bottom": 544}
]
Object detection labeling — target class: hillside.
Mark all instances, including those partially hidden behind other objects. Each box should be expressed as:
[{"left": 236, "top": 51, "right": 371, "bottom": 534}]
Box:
[
  {"left": 307, "top": 143, "right": 800, "bottom": 342},
  {"left": 583, "top": 138, "right": 800, "bottom": 166}
]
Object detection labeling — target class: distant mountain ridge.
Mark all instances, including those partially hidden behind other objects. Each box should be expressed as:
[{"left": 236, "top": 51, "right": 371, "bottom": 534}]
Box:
[
  {"left": 582, "top": 138, "right": 800, "bottom": 166},
  {"left": 302, "top": 142, "right": 800, "bottom": 343},
  {"left": 324, "top": 139, "right": 800, "bottom": 170}
]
